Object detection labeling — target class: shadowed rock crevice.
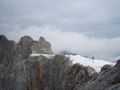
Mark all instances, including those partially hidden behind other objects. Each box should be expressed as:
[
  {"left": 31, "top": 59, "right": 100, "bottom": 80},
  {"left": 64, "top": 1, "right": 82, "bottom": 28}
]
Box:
[{"left": 25, "top": 56, "right": 49, "bottom": 90}]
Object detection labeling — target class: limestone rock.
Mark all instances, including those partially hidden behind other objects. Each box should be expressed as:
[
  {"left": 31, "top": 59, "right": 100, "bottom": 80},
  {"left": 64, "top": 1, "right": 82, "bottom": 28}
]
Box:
[
  {"left": 16, "top": 36, "right": 33, "bottom": 58},
  {"left": 1, "top": 35, "right": 120, "bottom": 90},
  {"left": 16, "top": 36, "right": 53, "bottom": 58},
  {"left": 25, "top": 55, "right": 49, "bottom": 90},
  {"left": 31, "top": 37, "right": 53, "bottom": 54},
  {"left": 101, "top": 64, "right": 113, "bottom": 72},
  {"left": 74, "top": 62, "right": 120, "bottom": 90},
  {"left": 0, "top": 35, "right": 16, "bottom": 90},
  {"left": 67, "top": 64, "right": 96, "bottom": 90}
]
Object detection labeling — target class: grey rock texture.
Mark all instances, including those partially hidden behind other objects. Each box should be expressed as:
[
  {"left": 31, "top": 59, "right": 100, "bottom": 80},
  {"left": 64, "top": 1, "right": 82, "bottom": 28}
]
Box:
[
  {"left": 74, "top": 61, "right": 120, "bottom": 90},
  {"left": 26, "top": 55, "right": 96, "bottom": 90},
  {"left": 44, "top": 55, "right": 72, "bottom": 90},
  {"left": 16, "top": 36, "right": 33, "bottom": 58},
  {"left": 100, "top": 64, "right": 113, "bottom": 72},
  {"left": 31, "top": 37, "right": 53, "bottom": 54},
  {"left": 25, "top": 55, "right": 49, "bottom": 90},
  {"left": 14, "top": 36, "right": 53, "bottom": 90},
  {"left": 0, "top": 35, "right": 16, "bottom": 90},
  {"left": 66, "top": 64, "right": 96, "bottom": 90},
  {"left": 0, "top": 35, "right": 53, "bottom": 90},
  {"left": 0, "top": 35, "right": 120, "bottom": 90}
]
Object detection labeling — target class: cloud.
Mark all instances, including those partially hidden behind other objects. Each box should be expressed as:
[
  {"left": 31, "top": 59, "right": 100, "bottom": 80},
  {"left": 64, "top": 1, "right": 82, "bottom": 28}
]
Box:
[
  {"left": 0, "top": 0, "right": 120, "bottom": 60},
  {"left": 4, "top": 25, "right": 120, "bottom": 60},
  {"left": 0, "top": 0, "right": 120, "bottom": 37}
]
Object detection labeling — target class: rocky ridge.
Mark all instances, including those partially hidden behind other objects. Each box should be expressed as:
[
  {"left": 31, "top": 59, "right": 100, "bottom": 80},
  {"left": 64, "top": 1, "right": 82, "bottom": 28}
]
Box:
[{"left": 0, "top": 35, "right": 120, "bottom": 90}]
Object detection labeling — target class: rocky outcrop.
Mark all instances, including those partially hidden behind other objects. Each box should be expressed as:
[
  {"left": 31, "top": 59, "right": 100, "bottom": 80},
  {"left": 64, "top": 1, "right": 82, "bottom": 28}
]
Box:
[
  {"left": 0, "top": 35, "right": 53, "bottom": 90},
  {"left": 0, "top": 35, "right": 16, "bottom": 90},
  {"left": 100, "top": 64, "right": 113, "bottom": 72},
  {"left": 26, "top": 55, "right": 96, "bottom": 90},
  {"left": 17, "top": 36, "right": 53, "bottom": 57},
  {"left": 16, "top": 36, "right": 33, "bottom": 58},
  {"left": 74, "top": 61, "right": 120, "bottom": 90},
  {"left": 0, "top": 35, "right": 120, "bottom": 90},
  {"left": 44, "top": 55, "right": 72, "bottom": 90},
  {"left": 66, "top": 64, "right": 96, "bottom": 90},
  {"left": 31, "top": 37, "right": 53, "bottom": 54},
  {"left": 25, "top": 55, "right": 49, "bottom": 90}
]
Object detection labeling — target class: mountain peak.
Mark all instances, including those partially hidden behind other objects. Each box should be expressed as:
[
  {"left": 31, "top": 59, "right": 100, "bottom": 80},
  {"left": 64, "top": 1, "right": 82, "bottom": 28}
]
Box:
[
  {"left": 39, "top": 36, "right": 46, "bottom": 42},
  {"left": 0, "top": 35, "right": 8, "bottom": 42}
]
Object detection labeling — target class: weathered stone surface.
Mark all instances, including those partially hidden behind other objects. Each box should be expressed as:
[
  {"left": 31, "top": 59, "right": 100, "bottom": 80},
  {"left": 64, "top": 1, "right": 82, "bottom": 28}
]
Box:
[
  {"left": 0, "top": 35, "right": 53, "bottom": 90},
  {"left": 74, "top": 62, "right": 120, "bottom": 90},
  {"left": 0, "top": 35, "right": 16, "bottom": 90},
  {"left": 31, "top": 37, "right": 53, "bottom": 54},
  {"left": 101, "top": 64, "right": 113, "bottom": 72},
  {"left": 26, "top": 55, "right": 96, "bottom": 90},
  {"left": 14, "top": 36, "right": 34, "bottom": 90},
  {"left": 16, "top": 36, "right": 33, "bottom": 58},
  {"left": 1, "top": 35, "right": 120, "bottom": 90},
  {"left": 25, "top": 56, "right": 49, "bottom": 90},
  {"left": 44, "top": 55, "right": 72, "bottom": 90},
  {"left": 16, "top": 36, "right": 53, "bottom": 58}
]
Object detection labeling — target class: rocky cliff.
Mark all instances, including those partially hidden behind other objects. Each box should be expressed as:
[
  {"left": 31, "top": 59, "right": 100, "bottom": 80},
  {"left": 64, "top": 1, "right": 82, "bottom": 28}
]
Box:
[
  {"left": 0, "top": 35, "right": 120, "bottom": 90},
  {"left": 31, "top": 37, "right": 53, "bottom": 54},
  {"left": 0, "top": 35, "right": 16, "bottom": 90}
]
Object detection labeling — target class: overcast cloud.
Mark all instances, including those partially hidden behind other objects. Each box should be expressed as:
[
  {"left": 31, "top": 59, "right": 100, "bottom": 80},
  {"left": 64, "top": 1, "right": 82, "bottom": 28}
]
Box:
[{"left": 0, "top": 0, "right": 120, "bottom": 60}]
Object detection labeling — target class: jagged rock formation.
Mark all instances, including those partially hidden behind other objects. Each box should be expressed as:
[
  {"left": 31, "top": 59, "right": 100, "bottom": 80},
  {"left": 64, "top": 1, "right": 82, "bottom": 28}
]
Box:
[
  {"left": 25, "top": 55, "right": 49, "bottom": 90},
  {"left": 74, "top": 62, "right": 120, "bottom": 90},
  {"left": 0, "top": 35, "right": 53, "bottom": 90},
  {"left": 16, "top": 36, "right": 33, "bottom": 58},
  {"left": 31, "top": 37, "right": 53, "bottom": 54},
  {"left": 0, "top": 35, "right": 16, "bottom": 90},
  {"left": 0, "top": 35, "right": 120, "bottom": 90},
  {"left": 26, "top": 55, "right": 96, "bottom": 90}
]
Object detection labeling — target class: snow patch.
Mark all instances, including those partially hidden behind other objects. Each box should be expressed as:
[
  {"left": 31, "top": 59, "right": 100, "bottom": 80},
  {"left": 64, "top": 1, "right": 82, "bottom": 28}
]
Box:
[
  {"left": 30, "top": 54, "right": 54, "bottom": 58},
  {"left": 66, "top": 55, "right": 115, "bottom": 72}
]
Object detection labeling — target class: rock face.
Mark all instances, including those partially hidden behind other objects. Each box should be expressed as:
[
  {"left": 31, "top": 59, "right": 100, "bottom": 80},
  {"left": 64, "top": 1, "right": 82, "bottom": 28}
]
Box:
[
  {"left": 31, "top": 37, "right": 53, "bottom": 54},
  {"left": 25, "top": 56, "right": 49, "bottom": 90},
  {"left": 0, "top": 35, "right": 53, "bottom": 90},
  {"left": 26, "top": 55, "right": 96, "bottom": 90},
  {"left": 17, "top": 36, "right": 53, "bottom": 58},
  {"left": 74, "top": 62, "right": 120, "bottom": 90},
  {"left": 0, "top": 35, "right": 16, "bottom": 90},
  {"left": 0, "top": 35, "right": 120, "bottom": 90},
  {"left": 16, "top": 36, "right": 33, "bottom": 58}
]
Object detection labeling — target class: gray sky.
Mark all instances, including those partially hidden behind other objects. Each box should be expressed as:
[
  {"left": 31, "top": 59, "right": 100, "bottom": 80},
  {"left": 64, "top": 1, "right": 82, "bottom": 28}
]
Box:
[{"left": 0, "top": 0, "right": 120, "bottom": 60}]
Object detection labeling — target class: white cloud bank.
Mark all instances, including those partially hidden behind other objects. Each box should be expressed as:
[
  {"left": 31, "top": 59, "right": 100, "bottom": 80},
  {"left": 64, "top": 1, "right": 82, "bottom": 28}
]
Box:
[{"left": 5, "top": 25, "right": 120, "bottom": 60}]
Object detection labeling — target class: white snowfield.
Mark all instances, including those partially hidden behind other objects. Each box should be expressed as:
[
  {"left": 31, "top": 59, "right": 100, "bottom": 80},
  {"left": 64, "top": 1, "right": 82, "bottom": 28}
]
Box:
[
  {"left": 66, "top": 55, "right": 115, "bottom": 72},
  {"left": 30, "top": 54, "right": 115, "bottom": 72},
  {"left": 30, "top": 54, "right": 54, "bottom": 58}
]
